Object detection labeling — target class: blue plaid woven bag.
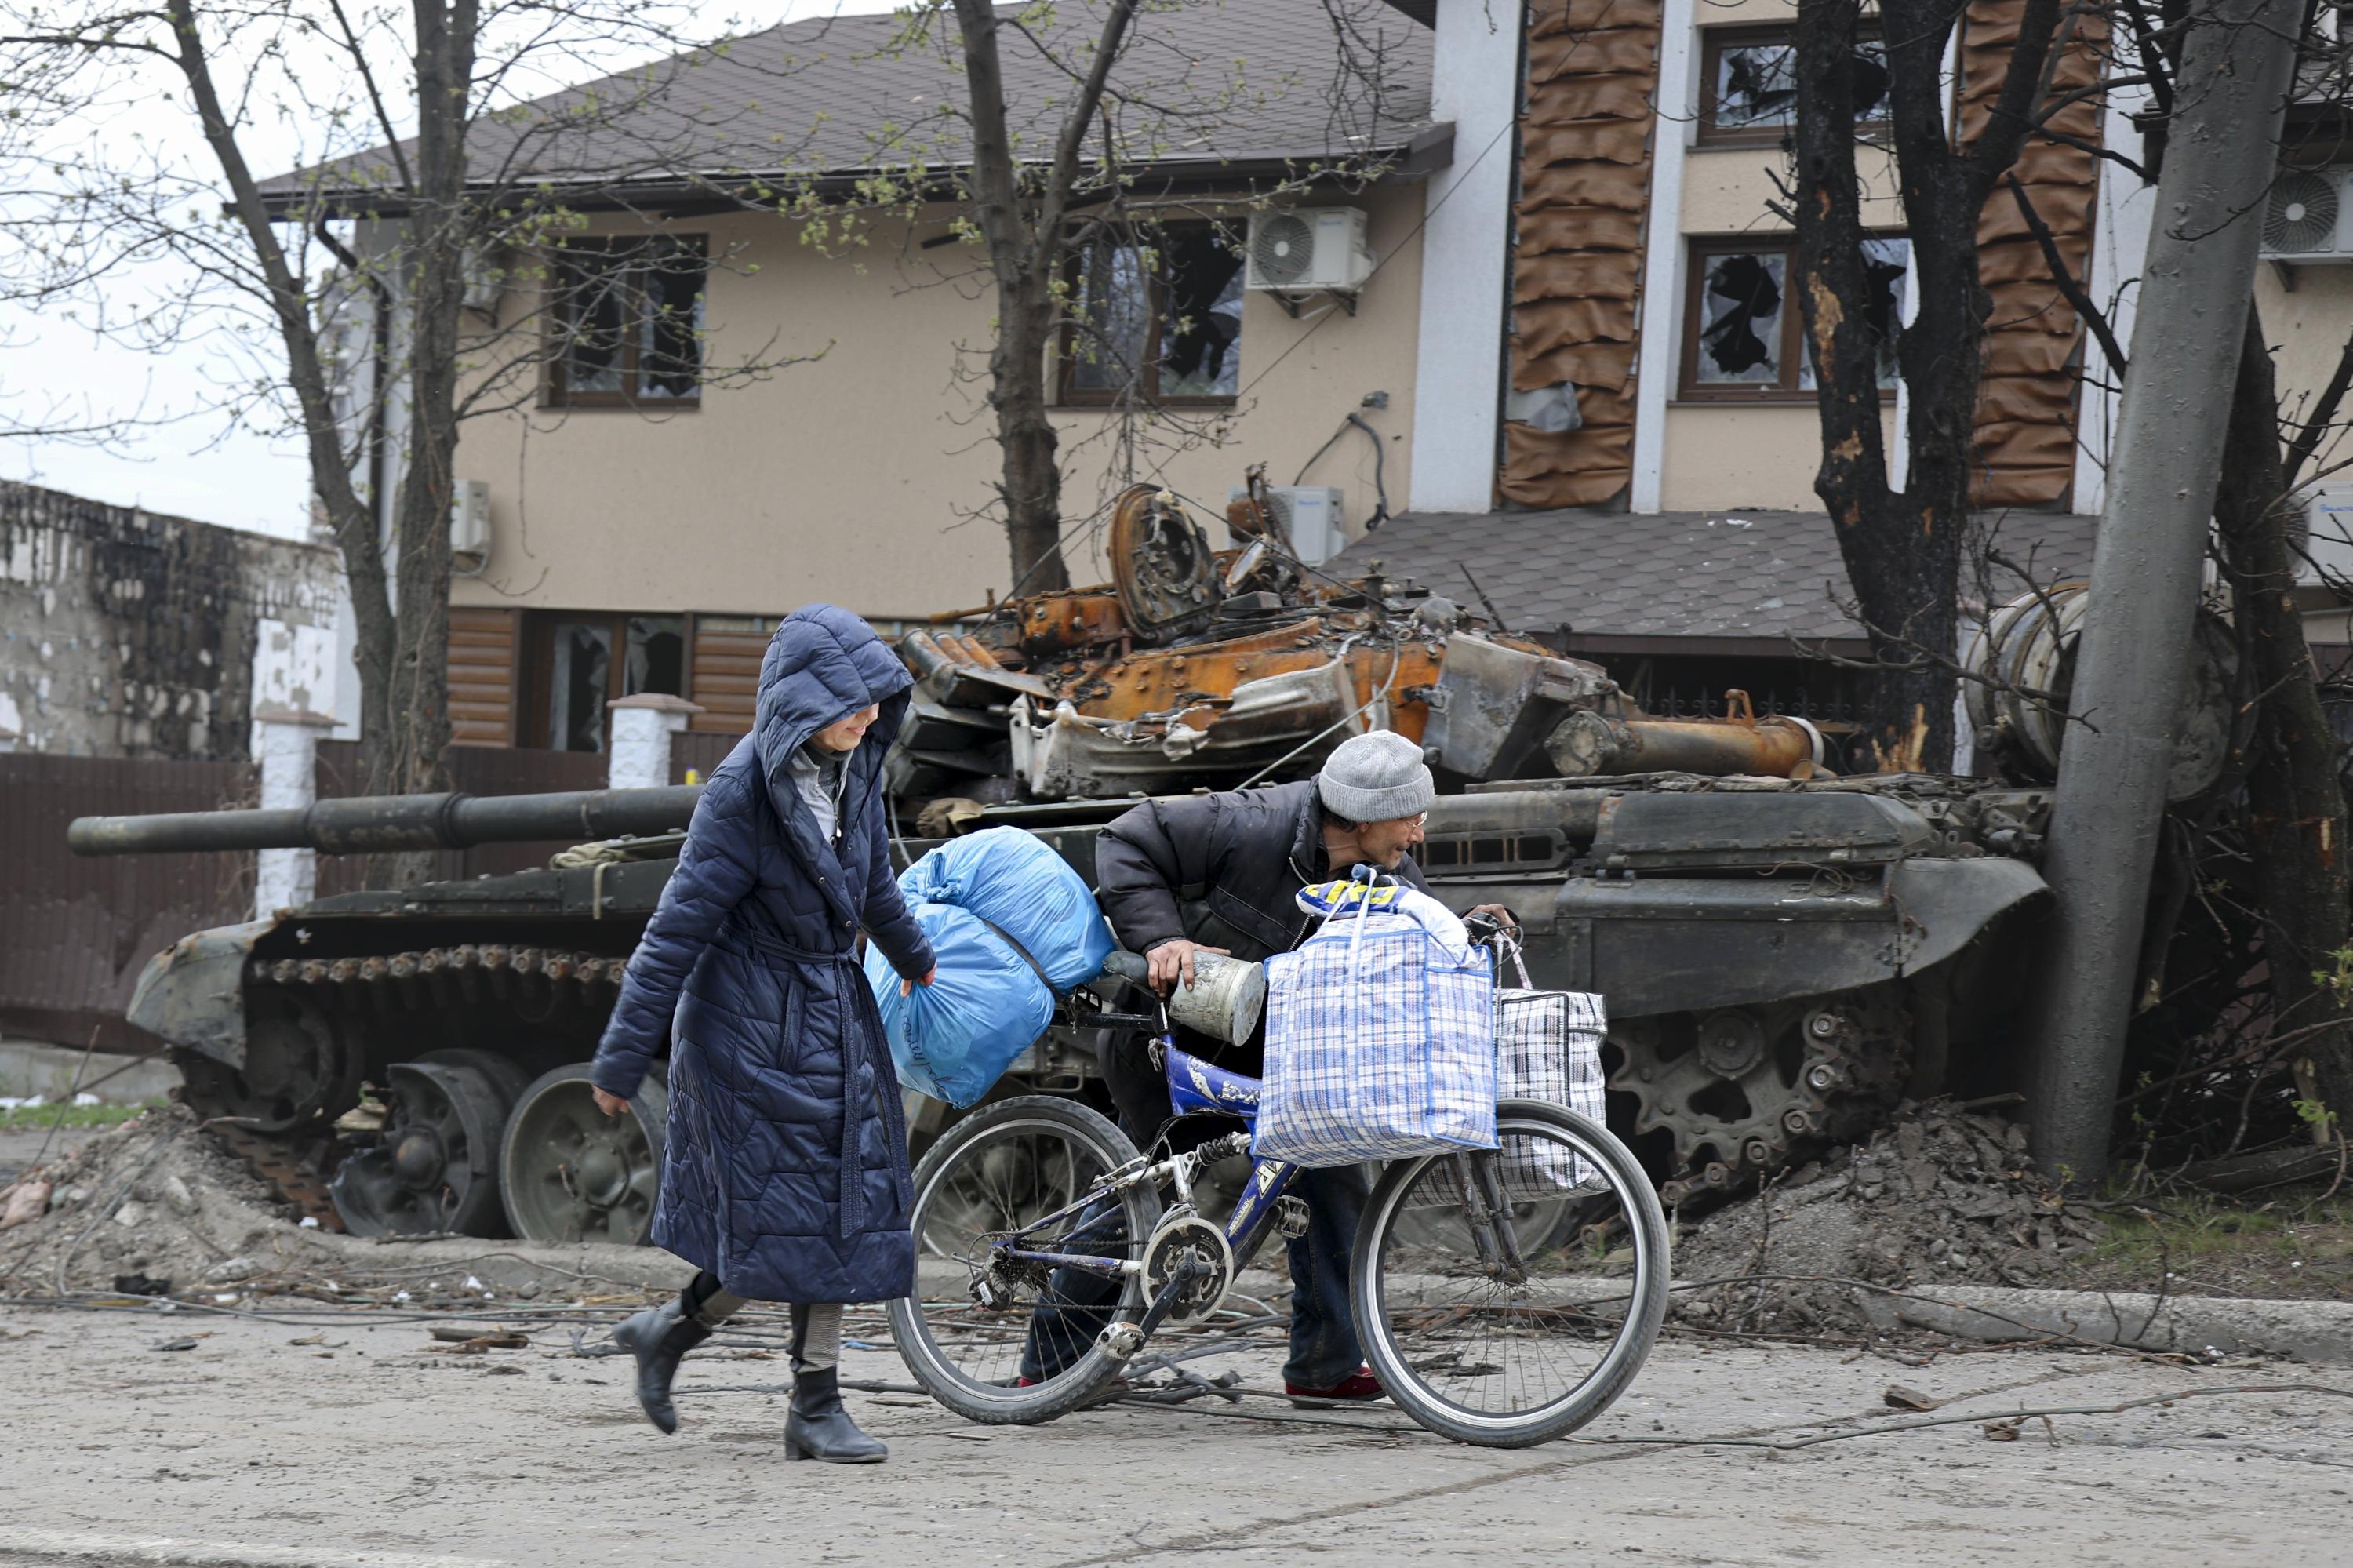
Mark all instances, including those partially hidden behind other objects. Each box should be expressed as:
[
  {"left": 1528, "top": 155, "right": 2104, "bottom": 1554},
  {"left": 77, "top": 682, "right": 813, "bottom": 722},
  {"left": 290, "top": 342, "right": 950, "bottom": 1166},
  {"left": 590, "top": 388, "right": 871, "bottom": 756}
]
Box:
[{"left": 1255, "top": 870, "right": 1500, "bottom": 1167}]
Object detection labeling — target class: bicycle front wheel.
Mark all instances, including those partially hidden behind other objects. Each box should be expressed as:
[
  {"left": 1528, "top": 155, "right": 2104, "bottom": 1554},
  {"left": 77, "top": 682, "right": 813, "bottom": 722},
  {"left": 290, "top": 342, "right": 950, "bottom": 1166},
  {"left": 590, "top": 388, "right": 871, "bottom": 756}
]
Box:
[
  {"left": 1353, "top": 1098, "right": 1670, "bottom": 1448},
  {"left": 886, "top": 1094, "right": 1162, "bottom": 1424}
]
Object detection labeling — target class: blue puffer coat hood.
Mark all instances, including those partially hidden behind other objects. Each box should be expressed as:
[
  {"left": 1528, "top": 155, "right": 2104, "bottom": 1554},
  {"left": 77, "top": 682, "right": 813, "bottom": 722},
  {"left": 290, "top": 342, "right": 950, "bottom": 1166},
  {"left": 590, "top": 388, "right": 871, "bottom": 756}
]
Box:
[{"left": 591, "top": 605, "right": 933, "bottom": 1303}]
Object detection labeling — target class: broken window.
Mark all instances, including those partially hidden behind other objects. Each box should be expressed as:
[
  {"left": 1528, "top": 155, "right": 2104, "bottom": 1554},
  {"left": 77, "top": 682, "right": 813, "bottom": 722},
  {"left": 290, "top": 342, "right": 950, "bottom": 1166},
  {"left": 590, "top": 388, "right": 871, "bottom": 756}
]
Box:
[
  {"left": 1698, "top": 24, "right": 1889, "bottom": 146},
  {"left": 546, "top": 236, "right": 707, "bottom": 408},
  {"left": 529, "top": 611, "right": 688, "bottom": 751},
  {"left": 1060, "top": 224, "right": 1245, "bottom": 406},
  {"left": 1682, "top": 238, "right": 1907, "bottom": 399}
]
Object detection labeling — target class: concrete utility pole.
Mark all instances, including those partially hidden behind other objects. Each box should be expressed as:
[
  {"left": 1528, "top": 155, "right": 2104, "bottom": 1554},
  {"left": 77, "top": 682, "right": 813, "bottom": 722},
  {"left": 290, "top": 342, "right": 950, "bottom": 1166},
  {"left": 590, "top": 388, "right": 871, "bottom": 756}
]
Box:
[{"left": 2024, "top": 0, "right": 2303, "bottom": 1187}]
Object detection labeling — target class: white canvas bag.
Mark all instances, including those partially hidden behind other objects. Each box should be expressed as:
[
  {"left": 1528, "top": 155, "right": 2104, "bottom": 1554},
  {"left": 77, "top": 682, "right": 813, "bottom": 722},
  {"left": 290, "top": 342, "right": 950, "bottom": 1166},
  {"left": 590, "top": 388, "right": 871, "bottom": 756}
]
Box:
[{"left": 1493, "top": 936, "right": 1609, "bottom": 1195}]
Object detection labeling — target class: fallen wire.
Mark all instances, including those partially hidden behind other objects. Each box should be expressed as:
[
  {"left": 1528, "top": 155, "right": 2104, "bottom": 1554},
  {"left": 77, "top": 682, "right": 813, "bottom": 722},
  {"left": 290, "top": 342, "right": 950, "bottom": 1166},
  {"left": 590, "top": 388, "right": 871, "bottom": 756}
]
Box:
[{"left": 1565, "top": 1382, "right": 2353, "bottom": 1453}]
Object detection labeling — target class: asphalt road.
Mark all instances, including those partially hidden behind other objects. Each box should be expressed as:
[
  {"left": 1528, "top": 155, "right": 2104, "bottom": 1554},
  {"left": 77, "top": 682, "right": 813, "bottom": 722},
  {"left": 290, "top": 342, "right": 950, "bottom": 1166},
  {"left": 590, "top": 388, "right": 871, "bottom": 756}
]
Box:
[
  {"left": 0, "top": 1127, "right": 85, "bottom": 1184},
  {"left": 0, "top": 1301, "right": 2347, "bottom": 1568}
]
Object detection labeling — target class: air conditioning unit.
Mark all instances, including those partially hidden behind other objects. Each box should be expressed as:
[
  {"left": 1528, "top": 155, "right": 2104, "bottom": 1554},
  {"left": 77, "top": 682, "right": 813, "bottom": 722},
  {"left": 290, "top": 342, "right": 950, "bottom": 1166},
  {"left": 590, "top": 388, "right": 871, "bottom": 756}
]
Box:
[
  {"left": 451, "top": 479, "right": 492, "bottom": 569},
  {"left": 460, "top": 246, "right": 505, "bottom": 315},
  {"left": 1245, "top": 209, "right": 1374, "bottom": 294},
  {"left": 1229, "top": 484, "right": 1344, "bottom": 566},
  {"left": 2299, "top": 483, "right": 2353, "bottom": 590},
  {"left": 2260, "top": 169, "right": 2353, "bottom": 261}
]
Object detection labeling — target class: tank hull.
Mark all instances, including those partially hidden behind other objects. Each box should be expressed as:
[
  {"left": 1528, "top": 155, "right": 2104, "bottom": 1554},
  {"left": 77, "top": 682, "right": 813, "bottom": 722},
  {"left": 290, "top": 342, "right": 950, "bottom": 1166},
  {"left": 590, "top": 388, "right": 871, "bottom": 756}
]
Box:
[{"left": 119, "top": 774, "right": 2049, "bottom": 1227}]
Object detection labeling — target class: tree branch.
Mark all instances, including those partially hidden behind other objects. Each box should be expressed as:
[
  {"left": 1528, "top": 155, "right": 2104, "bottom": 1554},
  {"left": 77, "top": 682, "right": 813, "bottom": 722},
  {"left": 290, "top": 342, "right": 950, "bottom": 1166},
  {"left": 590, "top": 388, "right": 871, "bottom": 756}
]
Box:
[{"left": 2005, "top": 173, "right": 2129, "bottom": 374}]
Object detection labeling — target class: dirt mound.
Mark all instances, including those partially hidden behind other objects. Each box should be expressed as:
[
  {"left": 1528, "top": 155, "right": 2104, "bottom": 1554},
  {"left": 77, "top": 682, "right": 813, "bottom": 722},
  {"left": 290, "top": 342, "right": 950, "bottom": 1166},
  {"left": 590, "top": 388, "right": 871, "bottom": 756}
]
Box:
[
  {"left": 0, "top": 1104, "right": 317, "bottom": 1297},
  {"left": 1673, "top": 1099, "right": 2106, "bottom": 1333}
]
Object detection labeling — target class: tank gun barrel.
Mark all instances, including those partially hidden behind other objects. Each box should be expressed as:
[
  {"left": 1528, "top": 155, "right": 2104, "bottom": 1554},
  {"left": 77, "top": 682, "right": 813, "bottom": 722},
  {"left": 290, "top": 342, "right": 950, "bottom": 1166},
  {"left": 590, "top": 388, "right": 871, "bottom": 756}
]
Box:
[{"left": 67, "top": 785, "right": 704, "bottom": 857}]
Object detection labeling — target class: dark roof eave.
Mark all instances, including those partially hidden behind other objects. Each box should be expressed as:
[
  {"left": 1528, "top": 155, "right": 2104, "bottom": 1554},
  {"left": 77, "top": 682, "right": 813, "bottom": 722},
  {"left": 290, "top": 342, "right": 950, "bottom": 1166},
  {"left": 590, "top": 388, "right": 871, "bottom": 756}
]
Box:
[
  {"left": 255, "top": 122, "right": 1454, "bottom": 221},
  {"left": 1559, "top": 632, "right": 1873, "bottom": 659}
]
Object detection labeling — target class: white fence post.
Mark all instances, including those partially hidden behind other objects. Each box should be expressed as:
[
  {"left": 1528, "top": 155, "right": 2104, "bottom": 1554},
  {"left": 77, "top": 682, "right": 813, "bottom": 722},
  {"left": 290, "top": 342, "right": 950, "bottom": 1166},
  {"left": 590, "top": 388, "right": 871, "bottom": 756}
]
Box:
[
  {"left": 252, "top": 705, "right": 337, "bottom": 918},
  {"left": 607, "top": 693, "right": 704, "bottom": 790}
]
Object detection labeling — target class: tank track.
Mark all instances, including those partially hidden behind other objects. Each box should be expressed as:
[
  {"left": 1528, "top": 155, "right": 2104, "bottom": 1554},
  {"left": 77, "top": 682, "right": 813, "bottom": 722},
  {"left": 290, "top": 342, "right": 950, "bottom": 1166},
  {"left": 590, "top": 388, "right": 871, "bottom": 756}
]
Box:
[
  {"left": 250, "top": 944, "right": 627, "bottom": 1019},
  {"left": 1610, "top": 985, "right": 1911, "bottom": 1206},
  {"left": 195, "top": 945, "right": 630, "bottom": 1231},
  {"left": 210, "top": 1123, "right": 347, "bottom": 1231}
]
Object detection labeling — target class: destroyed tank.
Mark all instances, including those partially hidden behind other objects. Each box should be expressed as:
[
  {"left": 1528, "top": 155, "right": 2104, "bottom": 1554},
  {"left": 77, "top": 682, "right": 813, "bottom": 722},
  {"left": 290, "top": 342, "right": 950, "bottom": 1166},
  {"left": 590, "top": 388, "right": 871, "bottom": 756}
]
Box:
[
  {"left": 71, "top": 771, "right": 2055, "bottom": 1235},
  {"left": 64, "top": 481, "right": 2084, "bottom": 1232}
]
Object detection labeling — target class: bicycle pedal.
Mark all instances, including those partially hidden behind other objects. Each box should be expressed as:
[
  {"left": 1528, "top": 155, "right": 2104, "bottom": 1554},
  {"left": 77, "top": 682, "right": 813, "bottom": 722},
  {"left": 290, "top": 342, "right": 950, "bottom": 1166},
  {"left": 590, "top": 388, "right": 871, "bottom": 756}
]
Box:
[
  {"left": 1095, "top": 1322, "right": 1146, "bottom": 1362},
  {"left": 1274, "top": 1195, "right": 1311, "bottom": 1240}
]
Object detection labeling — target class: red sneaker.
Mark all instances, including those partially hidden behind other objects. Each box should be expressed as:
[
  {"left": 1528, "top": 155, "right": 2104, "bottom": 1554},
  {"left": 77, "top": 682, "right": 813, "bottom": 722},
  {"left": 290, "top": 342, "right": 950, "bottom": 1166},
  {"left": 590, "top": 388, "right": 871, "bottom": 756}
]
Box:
[{"left": 1284, "top": 1365, "right": 1385, "bottom": 1405}]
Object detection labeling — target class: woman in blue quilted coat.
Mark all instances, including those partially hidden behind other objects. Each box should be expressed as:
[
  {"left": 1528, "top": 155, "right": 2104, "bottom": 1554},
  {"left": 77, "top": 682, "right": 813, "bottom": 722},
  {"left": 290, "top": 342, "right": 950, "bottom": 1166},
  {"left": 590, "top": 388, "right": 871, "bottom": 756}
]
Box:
[{"left": 589, "top": 605, "right": 935, "bottom": 1464}]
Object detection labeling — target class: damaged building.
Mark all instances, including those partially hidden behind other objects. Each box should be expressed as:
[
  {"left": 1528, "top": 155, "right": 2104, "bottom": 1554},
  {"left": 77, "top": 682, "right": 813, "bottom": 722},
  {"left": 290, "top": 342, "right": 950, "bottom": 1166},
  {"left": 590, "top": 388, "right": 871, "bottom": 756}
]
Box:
[{"left": 0, "top": 480, "right": 353, "bottom": 759}]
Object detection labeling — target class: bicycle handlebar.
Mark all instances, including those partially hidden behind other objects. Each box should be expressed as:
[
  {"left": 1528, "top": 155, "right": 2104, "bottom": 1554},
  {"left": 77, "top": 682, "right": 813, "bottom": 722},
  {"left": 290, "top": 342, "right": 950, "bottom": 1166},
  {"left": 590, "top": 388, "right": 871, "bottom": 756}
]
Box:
[{"left": 1098, "top": 951, "right": 1152, "bottom": 985}]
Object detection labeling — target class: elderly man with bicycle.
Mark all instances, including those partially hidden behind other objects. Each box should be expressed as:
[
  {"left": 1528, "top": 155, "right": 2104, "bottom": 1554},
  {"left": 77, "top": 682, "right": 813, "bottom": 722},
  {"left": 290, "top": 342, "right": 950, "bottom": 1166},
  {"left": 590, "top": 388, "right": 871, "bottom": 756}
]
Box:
[{"left": 1017, "top": 729, "right": 1519, "bottom": 1402}]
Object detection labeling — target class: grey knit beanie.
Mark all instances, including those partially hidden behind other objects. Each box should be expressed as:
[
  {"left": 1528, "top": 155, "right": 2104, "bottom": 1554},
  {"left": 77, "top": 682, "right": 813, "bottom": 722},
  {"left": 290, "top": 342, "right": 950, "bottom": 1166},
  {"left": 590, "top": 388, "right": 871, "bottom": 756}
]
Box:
[{"left": 1316, "top": 729, "right": 1435, "bottom": 824}]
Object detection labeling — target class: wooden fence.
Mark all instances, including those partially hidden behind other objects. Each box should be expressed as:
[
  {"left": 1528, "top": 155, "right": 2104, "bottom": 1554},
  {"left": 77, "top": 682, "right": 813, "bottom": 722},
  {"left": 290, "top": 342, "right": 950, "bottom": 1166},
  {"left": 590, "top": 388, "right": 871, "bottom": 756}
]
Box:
[
  {"left": 0, "top": 753, "right": 256, "bottom": 1051},
  {"left": 312, "top": 741, "right": 607, "bottom": 894},
  {"left": 2, "top": 743, "right": 613, "bottom": 1049}
]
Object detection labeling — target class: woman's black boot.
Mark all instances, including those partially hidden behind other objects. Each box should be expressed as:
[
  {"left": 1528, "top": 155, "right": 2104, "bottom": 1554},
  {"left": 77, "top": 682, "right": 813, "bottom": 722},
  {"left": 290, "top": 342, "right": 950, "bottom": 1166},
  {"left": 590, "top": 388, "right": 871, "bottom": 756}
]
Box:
[
  {"left": 613, "top": 1297, "right": 713, "bottom": 1435},
  {"left": 784, "top": 1367, "right": 887, "bottom": 1464}
]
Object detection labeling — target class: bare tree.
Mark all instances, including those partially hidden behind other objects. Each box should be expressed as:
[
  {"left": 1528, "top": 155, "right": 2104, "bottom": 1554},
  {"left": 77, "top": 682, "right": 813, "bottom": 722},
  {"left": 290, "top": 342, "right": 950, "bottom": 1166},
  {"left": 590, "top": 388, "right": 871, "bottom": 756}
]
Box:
[
  {"left": 1787, "top": 0, "right": 2070, "bottom": 771},
  {"left": 0, "top": 0, "right": 831, "bottom": 881},
  {"left": 813, "top": 0, "right": 1420, "bottom": 593}
]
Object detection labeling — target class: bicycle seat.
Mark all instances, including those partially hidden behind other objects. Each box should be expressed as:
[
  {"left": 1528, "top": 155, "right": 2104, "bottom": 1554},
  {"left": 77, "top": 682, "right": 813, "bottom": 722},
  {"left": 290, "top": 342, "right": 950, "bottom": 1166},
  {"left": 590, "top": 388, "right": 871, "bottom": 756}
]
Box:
[{"left": 1165, "top": 1046, "right": 1261, "bottom": 1123}]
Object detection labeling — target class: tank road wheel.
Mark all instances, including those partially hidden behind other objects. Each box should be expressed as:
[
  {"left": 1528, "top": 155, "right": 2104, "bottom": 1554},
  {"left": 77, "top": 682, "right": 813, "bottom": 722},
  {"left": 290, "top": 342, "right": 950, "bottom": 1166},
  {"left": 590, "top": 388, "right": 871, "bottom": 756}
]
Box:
[
  {"left": 331, "top": 1050, "right": 528, "bottom": 1237},
  {"left": 500, "top": 1063, "right": 667, "bottom": 1246},
  {"left": 176, "top": 988, "right": 360, "bottom": 1133},
  {"left": 1609, "top": 984, "right": 1911, "bottom": 1200}
]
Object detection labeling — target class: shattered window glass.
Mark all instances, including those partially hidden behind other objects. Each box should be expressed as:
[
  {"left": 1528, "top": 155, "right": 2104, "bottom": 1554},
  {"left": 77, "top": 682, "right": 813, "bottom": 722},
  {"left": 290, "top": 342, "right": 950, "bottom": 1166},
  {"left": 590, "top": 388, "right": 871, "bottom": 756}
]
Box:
[
  {"left": 558, "top": 251, "right": 630, "bottom": 397},
  {"left": 1696, "top": 251, "right": 1786, "bottom": 385},
  {"left": 551, "top": 237, "right": 706, "bottom": 406},
  {"left": 626, "top": 616, "right": 686, "bottom": 698},
  {"left": 1797, "top": 238, "right": 1910, "bottom": 391},
  {"left": 1689, "top": 238, "right": 1906, "bottom": 398},
  {"left": 1703, "top": 28, "right": 1889, "bottom": 141},
  {"left": 1070, "top": 241, "right": 1152, "bottom": 397},
  {"left": 1713, "top": 42, "right": 1797, "bottom": 132},
  {"left": 548, "top": 620, "right": 612, "bottom": 752},
  {"left": 638, "top": 256, "right": 705, "bottom": 401},
  {"left": 1063, "top": 224, "right": 1244, "bottom": 405},
  {"left": 1158, "top": 228, "right": 1245, "bottom": 399}
]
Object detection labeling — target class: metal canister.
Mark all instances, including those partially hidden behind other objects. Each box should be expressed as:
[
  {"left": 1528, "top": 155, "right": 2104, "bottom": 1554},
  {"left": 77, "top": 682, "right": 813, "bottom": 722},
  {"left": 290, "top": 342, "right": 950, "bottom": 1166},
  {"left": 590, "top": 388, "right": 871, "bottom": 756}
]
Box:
[{"left": 1166, "top": 950, "right": 1267, "bottom": 1046}]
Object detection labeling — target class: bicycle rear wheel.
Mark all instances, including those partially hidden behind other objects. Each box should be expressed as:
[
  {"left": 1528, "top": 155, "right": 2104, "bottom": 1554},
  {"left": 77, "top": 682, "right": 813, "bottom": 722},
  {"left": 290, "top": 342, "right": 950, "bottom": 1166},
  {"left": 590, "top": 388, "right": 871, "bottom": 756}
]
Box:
[
  {"left": 1353, "top": 1098, "right": 1669, "bottom": 1448},
  {"left": 887, "top": 1095, "right": 1163, "bottom": 1424}
]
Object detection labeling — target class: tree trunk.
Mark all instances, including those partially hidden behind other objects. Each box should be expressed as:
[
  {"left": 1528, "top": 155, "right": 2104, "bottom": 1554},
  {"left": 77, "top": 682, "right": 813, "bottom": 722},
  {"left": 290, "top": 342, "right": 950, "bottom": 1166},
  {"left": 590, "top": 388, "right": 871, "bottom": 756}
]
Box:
[
  {"left": 994, "top": 313, "right": 1070, "bottom": 594},
  {"left": 951, "top": 0, "right": 1071, "bottom": 595},
  {"left": 2216, "top": 306, "right": 2353, "bottom": 1129},
  {"left": 163, "top": 0, "right": 403, "bottom": 838},
  {"left": 1790, "top": 0, "right": 2063, "bottom": 773},
  {"left": 352, "top": 0, "right": 473, "bottom": 884},
  {"left": 1791, "top": 0, "right": 1965, "bottom": 772}
]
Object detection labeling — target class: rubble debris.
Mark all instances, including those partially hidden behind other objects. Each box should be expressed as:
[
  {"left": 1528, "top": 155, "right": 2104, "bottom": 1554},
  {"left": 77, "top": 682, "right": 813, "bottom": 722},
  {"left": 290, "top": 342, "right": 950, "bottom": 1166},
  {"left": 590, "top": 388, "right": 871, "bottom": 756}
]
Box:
[
  {"left": 0, "top": 1104, "right": 304, "bottom": 1294},
  {"left": 893, "top": 481, "right": 1827, "bottom": 804},
  {"left": 1, "top": 1179, "right": 50, "bottom": 1231},
  {"left": 1671, "top": 1098, "right": 2105, "bottom": 1334}
]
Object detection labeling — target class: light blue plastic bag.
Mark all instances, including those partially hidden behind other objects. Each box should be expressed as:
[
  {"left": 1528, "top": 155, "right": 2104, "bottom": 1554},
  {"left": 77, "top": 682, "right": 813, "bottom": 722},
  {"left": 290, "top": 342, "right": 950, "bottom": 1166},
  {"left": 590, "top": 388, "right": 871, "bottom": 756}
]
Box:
[
  {"left": 865, "top": 902, "right": 1056, "bottom": 1108},
  {"left": 896, "top": 826, "right": 1113, "bottom": 987}
]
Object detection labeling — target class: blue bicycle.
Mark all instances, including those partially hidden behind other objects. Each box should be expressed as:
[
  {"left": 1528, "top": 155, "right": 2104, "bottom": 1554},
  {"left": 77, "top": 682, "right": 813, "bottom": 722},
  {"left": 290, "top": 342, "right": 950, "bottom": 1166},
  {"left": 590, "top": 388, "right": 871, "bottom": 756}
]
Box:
[{"left": 887, "top": 945, "right": 1671, "bottom": 1448}]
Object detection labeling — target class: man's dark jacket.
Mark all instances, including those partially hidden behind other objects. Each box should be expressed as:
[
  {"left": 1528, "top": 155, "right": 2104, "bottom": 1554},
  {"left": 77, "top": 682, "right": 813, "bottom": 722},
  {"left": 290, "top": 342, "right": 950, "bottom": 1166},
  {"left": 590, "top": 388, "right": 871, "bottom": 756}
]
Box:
[
  {"left": 1092, "top": 780, "right": 1427, "bottom": 964},
  {"left": 591, "top": 605, "right": 934, "bottom": 1304}
]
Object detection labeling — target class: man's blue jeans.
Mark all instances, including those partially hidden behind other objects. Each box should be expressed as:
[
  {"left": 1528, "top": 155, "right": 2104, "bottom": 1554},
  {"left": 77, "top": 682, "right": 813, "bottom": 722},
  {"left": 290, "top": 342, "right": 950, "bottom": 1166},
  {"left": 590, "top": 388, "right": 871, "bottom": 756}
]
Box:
[{"left": 1016, "top": 1130, "right": 1369, "bottom": 1390}]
